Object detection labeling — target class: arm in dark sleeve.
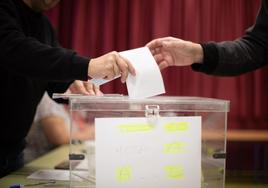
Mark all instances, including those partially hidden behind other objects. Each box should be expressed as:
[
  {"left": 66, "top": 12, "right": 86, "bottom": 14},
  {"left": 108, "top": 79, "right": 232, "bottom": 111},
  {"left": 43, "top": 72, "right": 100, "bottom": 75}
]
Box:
[
  {"left": 0, "top": 1, "right": 89, "bottom": 82},
  {"left": 46, "top": 81, "right": 71, "bottom": 104},
  {"left": 192, "top": 0, "right": 268, "bottom": 76}
]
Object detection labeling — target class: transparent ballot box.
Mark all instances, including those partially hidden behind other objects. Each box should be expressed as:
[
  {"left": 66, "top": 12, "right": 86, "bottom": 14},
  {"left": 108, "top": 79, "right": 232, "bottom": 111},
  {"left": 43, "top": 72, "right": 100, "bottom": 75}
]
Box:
[{"left": 63, "top": 95, "right": 229, "bottom": 188}]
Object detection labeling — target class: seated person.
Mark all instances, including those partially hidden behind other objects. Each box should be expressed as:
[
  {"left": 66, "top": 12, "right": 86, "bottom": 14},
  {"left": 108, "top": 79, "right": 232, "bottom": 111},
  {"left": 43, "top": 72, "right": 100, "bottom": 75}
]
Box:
[{"left": 24, "top": 92, "right": 94, "bottom": 163}]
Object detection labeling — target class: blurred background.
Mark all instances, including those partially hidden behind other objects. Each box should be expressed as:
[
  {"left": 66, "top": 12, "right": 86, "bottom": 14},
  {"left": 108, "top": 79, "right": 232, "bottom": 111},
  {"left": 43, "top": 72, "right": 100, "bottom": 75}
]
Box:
[{"left": 46, "top": 0, "right": 268, "bottom": 182}]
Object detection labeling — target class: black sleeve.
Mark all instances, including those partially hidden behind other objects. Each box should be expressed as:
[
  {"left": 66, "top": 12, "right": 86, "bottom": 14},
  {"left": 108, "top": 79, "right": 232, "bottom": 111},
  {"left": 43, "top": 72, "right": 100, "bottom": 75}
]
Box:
[
  {"left": 0, "top": 0, "right": 89, "bottom": 82},
  {"left": 192, "top": 0, "right": 268, "bottom": 76},
  {"left": 45, "top": 18, "right": 73, "bottom": 97},
  {"left": 46, "top": 81, "right": 71, "bottom": 104}
]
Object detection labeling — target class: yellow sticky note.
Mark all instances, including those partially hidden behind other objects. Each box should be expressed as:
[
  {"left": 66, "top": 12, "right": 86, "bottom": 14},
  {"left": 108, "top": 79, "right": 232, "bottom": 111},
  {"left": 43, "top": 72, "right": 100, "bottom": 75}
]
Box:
[
  {"left": 163, "top": 142, "right": 188, "bottom": 154},
  {"left": 164, "top": 165, "right": 184, "bottom": 180},
  {"left": 115, "top": 166, "right": 132, "bottom": 183},
  {"left": 117, "top": 123, "right": 154, "bottom": 133},
  {"left": 164, "top": 122, "right": 189, "bottom": 132}
]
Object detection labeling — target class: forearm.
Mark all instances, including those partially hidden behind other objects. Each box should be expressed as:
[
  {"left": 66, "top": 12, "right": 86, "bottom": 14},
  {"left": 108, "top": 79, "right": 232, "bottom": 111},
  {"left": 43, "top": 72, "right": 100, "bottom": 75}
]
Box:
[
  {"left": 0, "top": 33, "right": 89, "bottom": 81},
  {"left": 0, "top": 3, "right": 89, "bottom": 82},
  {"left": 41, "top": 117, "right": 69, "bottom": 146},
  {"left": 193, "top": 36, "right": 268, "bottom": 76},
  {"left": 192, "top": 0, "right": 268, "bottom": 76}
]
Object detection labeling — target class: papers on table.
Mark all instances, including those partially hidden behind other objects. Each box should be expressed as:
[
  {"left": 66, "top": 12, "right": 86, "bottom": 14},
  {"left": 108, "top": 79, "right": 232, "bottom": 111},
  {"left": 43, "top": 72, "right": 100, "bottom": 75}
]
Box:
[
  {"left": 27, "top": 169, "right": 93, "bottom": 182},
  {"left": 95, "top": 116, "right": 201, "bottom": 188},
  {"left": 27, "top": 169, "right": 70, "bottom": 181},
  {"left": 91, "top": 47, "right": 165, "bottom": 99}
]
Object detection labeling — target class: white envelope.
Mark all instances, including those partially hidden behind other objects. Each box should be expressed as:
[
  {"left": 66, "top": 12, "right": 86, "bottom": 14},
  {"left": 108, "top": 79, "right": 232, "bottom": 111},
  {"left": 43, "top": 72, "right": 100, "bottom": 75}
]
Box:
[{"left": 120, "top": 47, "right": 165, "bottom": 99}]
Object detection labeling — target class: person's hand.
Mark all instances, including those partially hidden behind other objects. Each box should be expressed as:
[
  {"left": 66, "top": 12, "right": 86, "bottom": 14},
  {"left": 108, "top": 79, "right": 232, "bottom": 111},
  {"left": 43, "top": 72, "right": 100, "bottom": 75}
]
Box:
[
  {"left": 87, "top": 51, "right": 136, "bottom": 83},
  {"left": 146, "top": 37, "right": 204, "bottom": 70},
  {"left": 67, "top": 80, "right": 103, "bottom": 96}
]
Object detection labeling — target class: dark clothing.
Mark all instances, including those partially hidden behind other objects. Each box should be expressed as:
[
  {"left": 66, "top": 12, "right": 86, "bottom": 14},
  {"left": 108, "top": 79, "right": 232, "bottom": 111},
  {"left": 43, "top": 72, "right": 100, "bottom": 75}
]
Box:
[
  {"left": 0, "top": 152, "right": 24, "bottom": 178},
  {"left": 0, "top": 0, "right": 89, "bottom": 175},
  {"left": 192, "top": 0, "right": 268, "bottom": 76}
]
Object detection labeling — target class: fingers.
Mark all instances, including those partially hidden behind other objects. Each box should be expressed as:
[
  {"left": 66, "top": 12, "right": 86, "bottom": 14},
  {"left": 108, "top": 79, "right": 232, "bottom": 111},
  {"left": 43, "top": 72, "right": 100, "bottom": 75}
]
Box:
[
  {"left": 115, "top": 55, "right": 136, "bottom": 83},
  {"left": 69, "top": 80, "right": 89, "bottom": 95},
  {"left": 106, "top": 52, "right": 136, "bottom": 83},
  {"left": 153, "top": 53, "right": 164, "bottom": 63},
  {"left": 151, "top": 47, "right": 163, "bottom": 56},
  {"left": 88, "top": 51, "right": 136, "bottom": 83},
  {"left": 121, "top": 55, "right": 136, "bottom": 76},
  {"left": 146, "top": 39, "right": 163, "bottom": 51},
  {"left": 93, "top": 84, "right": 103, "bottom": 96},
  {"left": 147, "top": 37, "right": 184, "bottom": 55},
  {"left": 84, "top": 81, "right": 103, "bottom": 96},
  {"left": 104, "top": 62, "right": 118, "bottom": 80},
  {"left": 146, "top": 36, "right": 177, "bottom": 50},
  {"left": 69, "top": 80, "right": 103, "bottom": 96},
  {"left": 83, "top": 81, "right": 95, "bottom": 95},
  {"left": 158, "top": 61, "right": 170, "bottom": 70},
  {"left": 114, "top": 54, "right": 128, "bottom": 83}
]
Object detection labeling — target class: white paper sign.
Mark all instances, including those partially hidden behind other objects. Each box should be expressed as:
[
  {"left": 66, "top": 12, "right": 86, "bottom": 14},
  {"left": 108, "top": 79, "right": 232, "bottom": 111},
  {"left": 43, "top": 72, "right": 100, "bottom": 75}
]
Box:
[
  {"left": 95, "top": 117, "right": 201, "bottom": 188},
  {"left": 120, "top": 47, "right": 165, "bottom": 99}
]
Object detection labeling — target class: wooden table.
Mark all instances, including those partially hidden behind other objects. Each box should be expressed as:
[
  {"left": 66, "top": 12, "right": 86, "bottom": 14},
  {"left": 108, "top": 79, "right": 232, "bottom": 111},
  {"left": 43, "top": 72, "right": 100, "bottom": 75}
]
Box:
[{"left": 0, "top": 141, "right": 267, "bottom": 188}]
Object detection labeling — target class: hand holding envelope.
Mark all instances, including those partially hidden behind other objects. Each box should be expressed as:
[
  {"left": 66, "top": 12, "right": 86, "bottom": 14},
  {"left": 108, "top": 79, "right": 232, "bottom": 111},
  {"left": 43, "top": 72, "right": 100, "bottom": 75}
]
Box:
[
  {"left": 91, "top": 47, "right": 165, "bottom": 99},
  {"left": 88, "top": 51, "right": 136, "bottom": 83}
]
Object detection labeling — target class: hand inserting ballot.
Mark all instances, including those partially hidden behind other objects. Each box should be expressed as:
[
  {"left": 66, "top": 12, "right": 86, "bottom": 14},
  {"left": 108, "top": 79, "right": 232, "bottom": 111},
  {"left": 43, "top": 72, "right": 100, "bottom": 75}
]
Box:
[{"left": 87, "top": 51, "right": 136, "bottom": 83}]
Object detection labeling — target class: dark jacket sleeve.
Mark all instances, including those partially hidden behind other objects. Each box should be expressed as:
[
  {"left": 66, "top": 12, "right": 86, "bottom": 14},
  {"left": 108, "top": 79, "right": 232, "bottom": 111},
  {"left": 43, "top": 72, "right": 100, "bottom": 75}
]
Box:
[
  {"left": 192, "top": 0, "right": 268, "bottom": 76},
  {"left": 0, "top": 0, "right": 89, "bottom": 82},
  {"left": 46, "top": 17, "right": 75, "bottom": 96}
]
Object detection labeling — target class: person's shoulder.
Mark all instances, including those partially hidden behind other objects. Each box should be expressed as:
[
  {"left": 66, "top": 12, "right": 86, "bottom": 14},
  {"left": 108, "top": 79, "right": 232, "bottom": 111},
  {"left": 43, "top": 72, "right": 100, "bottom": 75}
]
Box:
[
  {"left": 42, "top": 15, "right": 52, "bottom": 26},
  {"left": 262, "top": 0, "right": 268, "bottom": 12},
  {"left": 0, "top": 0, "right": 19, "bottom": 16},
  {"left": 0, "top": 0, "right": 16, "bottom": 8},
  {"left": 41, "top": 15, "right": 55, "bottom": 34},
  {"left": 257, "top": 0, "right": 268, "bottom": 25},
  {"left": 262, "top": 0, "right": 268, "bottom": 11}
]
